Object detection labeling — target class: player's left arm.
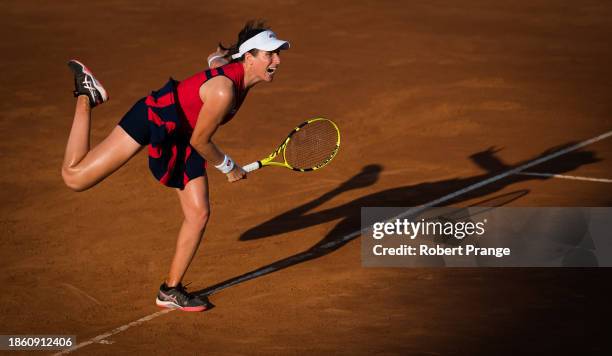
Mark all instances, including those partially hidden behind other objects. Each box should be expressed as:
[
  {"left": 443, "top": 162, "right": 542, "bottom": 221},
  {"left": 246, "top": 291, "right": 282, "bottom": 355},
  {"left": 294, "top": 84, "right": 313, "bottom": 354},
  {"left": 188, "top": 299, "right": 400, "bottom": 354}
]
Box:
[{"left": 207, "top": 46, "right": 230, "bottom": 69}]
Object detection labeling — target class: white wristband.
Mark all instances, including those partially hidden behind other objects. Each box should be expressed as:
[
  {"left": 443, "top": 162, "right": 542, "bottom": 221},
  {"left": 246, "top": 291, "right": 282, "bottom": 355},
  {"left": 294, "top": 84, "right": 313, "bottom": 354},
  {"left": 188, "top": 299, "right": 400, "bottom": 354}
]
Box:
[
  {"left": 207, "top": 55, "right": 225, "bottom": 68},
  {"left": 214, "top": 154, "right": 235, "bottom": 174}
]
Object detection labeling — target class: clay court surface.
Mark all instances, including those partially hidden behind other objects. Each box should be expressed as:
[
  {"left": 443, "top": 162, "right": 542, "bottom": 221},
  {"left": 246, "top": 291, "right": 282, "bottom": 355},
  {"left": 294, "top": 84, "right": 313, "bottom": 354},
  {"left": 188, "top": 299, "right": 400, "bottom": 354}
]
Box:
[{"left": 1, "top": 1, "right": 611, "bottom": 354}]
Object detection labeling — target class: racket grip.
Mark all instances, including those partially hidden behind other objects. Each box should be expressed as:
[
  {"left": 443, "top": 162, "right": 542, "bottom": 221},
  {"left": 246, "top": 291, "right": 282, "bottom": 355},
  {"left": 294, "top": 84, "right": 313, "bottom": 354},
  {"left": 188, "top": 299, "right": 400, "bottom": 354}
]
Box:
[{"left": 243, "top": 161, "right": 262, "bottom": 172}]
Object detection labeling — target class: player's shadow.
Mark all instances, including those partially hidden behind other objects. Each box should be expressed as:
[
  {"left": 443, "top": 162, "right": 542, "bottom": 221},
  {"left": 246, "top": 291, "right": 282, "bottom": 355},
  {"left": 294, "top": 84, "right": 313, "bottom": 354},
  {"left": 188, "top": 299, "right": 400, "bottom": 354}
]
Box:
[{"left": 195, "top": 143, "right": 600, "bottom": 297}]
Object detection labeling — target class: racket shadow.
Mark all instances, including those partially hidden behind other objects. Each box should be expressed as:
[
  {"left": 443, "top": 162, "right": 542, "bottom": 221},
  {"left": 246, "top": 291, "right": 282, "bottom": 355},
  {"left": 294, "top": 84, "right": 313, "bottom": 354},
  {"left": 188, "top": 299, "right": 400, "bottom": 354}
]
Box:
[
  {"left": 194, "top": 143, "right": 601, "bottom": 297},
  {"left": 240, "top": 142, "right": 601, "bottom": 242}
]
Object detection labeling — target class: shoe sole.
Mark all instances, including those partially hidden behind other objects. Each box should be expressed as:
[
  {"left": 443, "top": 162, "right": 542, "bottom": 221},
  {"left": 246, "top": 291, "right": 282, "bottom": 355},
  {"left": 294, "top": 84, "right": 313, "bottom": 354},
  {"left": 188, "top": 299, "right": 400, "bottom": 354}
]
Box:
[
  {"left": 68, "top": 59, "right": 109, "bottom": 103},
  {"left": 155, "top": 298, "right": 207, "bottom": 312}
]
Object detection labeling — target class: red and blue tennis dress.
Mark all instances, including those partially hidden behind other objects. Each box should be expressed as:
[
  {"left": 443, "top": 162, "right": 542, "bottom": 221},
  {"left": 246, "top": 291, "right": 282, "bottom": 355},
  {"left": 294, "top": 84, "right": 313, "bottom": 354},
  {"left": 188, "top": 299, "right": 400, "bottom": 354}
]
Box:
[{"left": 118, "top": 62, "right": 248, "bottom": 189}]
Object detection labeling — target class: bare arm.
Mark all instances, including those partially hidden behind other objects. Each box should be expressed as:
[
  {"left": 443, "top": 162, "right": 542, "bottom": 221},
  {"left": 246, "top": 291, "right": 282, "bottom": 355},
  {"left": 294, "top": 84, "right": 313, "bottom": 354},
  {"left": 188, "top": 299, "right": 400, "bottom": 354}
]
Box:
[
  {"left": 190, "top": 76, "right": 246, "bottom": 182},
  {"left": 207, "top": 46, "right": 230, "bottom": 69}
]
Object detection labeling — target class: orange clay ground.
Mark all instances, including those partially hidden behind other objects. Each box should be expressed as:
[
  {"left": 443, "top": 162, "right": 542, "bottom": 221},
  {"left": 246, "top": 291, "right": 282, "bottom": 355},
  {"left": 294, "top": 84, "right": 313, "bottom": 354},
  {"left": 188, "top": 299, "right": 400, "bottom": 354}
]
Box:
[{"left": 1, "top": 1, "right": 611, "bottom": 355}]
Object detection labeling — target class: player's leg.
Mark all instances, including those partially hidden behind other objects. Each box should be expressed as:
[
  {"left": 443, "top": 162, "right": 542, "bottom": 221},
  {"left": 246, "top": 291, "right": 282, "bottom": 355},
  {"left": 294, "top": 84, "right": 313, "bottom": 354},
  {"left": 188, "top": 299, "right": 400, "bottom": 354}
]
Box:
[
  {"left": 62, "top": 60, "right": 144, "bottom": 191},
  {"left": 61, "top": 112, "right": 142, "bottom": 191},
  {"left": 168, "top": 175, "right": 211, "bottom": 286},
  {"left": 156, "top": 176, "right": 211, "bottom": 312}
]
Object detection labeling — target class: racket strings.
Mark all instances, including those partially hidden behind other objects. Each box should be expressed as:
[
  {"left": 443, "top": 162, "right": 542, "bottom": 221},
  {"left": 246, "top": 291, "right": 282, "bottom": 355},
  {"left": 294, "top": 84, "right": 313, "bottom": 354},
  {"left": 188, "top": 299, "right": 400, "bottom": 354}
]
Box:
[{"left": 285, "top": 120, "right": 339, "bottom": 170}]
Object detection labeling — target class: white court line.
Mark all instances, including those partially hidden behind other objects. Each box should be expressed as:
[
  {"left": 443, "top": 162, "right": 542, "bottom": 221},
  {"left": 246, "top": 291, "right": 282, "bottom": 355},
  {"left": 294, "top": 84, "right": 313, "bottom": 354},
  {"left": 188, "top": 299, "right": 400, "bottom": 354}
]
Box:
[
  {"left": 321, "top": 129, "right": 612, "bottom": 249},
  {"left": 52, "top": 309, "right": 173, "bottom": 355},
  {"left": 55, "top": 129, "right": 612, "bottom": 355},
  {"left": 517, "top": 172, "right": 612, "bottom": 183}
]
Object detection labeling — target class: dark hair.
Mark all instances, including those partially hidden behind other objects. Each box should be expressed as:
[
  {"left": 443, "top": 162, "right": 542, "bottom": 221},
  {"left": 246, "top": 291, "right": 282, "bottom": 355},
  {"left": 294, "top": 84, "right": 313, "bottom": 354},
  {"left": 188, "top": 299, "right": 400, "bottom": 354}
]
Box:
[{"left": 220, "top": 20, "right": 270, "bottom": 62}]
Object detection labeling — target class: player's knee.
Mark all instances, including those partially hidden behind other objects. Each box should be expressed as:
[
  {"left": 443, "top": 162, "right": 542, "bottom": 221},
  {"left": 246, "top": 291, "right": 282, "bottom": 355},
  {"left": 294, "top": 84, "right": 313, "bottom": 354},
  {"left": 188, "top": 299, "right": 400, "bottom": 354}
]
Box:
[
  {"left": 185, "top": 207, "right": 210, "bottom": 229},
  {"left": 61, "top": 167, "right": 89, "bottom": 192}
]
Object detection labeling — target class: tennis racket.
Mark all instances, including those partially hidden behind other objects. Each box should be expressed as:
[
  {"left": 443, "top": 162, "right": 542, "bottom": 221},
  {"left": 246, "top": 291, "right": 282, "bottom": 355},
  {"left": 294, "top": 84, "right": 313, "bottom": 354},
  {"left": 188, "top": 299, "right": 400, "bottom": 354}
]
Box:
[{"left": 243, "top": 118, "right": 340, "bottom": 173}]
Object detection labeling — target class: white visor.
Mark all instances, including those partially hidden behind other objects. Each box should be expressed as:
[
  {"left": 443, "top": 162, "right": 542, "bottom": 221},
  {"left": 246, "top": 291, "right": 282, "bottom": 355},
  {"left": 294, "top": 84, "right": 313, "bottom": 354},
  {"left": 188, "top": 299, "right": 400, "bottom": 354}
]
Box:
[{"left": 231, "top": 30, "right": 290, "bottom": 59}]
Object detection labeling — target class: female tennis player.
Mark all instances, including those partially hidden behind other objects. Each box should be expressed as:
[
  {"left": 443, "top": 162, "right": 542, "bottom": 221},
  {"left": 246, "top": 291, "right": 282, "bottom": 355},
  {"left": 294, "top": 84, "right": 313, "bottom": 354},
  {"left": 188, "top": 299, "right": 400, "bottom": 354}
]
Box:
[{"left": 61, "top": 21, "right": 289, "bottom": 312}]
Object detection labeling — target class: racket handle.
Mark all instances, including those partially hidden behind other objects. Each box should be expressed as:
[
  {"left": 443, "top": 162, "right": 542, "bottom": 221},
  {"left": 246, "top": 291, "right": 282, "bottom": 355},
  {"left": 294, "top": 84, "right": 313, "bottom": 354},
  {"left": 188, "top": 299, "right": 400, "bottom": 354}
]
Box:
[{"left": 243, "top": 161, "right": 262, "bottom": 172}]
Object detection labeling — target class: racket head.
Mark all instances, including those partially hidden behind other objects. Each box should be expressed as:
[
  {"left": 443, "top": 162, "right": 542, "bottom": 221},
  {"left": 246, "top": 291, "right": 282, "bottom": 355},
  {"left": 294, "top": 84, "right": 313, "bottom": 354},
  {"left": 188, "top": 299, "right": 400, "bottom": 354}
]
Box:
[{"left": 280, "top": 118, "right": 340, "bottom": 171}]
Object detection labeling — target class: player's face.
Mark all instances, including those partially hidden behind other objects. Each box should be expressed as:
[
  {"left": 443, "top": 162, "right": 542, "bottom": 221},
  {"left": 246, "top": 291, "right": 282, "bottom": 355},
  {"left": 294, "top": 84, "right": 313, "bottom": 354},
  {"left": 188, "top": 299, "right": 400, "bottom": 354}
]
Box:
[{"left": 253, "top": 49, "right": 281, "bottom": 82}]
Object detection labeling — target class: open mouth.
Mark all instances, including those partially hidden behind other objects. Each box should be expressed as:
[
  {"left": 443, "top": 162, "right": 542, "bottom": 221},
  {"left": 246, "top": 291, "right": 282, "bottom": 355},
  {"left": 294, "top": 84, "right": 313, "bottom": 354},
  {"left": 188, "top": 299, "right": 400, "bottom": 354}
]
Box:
[{"left": 266, "top": 67, "right": 277, "bottom": 74}]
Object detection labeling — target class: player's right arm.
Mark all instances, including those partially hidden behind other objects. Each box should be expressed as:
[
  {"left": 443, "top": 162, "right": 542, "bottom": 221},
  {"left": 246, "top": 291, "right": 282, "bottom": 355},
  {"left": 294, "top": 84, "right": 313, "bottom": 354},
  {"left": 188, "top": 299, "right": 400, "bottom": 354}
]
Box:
[{"left": 189, "top": 76, "right": 246, "bottom": 182}]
